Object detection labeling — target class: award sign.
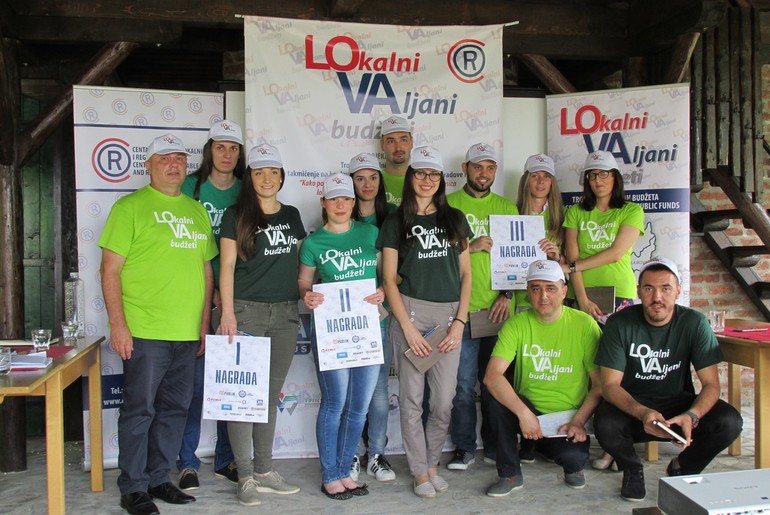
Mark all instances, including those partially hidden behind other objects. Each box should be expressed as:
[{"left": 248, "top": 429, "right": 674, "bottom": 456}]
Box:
[{"left": 490, "top": 215, "right": 547, "bottom": 290}]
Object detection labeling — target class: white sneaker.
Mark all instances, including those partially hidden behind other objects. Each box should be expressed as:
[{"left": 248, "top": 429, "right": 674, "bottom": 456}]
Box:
[
  {"left": 350, "top": 455, "right": 361, "bottom": 481},
  {"left": 367, "top": 454, "right": 396, "bottom": 482}
]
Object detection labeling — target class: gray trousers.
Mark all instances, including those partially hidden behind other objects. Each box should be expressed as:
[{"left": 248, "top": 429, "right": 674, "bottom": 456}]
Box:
[
  {"left": 227, "top": 299, "right": 299, "bottom": 476},
  {"left": 390, "top": 294, "right": 461, "bottom": 477},
  {"left": 117, "top": 338, "right": 197, "bottom": 494}
]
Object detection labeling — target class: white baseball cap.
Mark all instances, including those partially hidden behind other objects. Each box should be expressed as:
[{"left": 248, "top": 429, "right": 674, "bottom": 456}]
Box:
[
  {"left": 380, "top": 115, "right": 411, "bottom": 136},
  {"left": 527, "top": 259, "right": 566, "bottom": 283},
  {"left": 146, "top": 134, "right": 190, "bottom": 160},
  {"left": 465, "top": 142, "right": 498, "bottom": 164},
  {"left": 583, "top": 150, "right": 619, "bottom": 172},
  {"left": 208, "top": 120, "right": 243, "bottom": 145},
  {"left": 411, "top": 146, "right": 444, "bottom": 171},
  {"left": 524, "top": 153, "right": 555, "bottom": 176},
  {"left": 323, "top": 173, "right": 355, "bottom": 199},
  {"left": 248, "top": 144, "right": 283, "bottom": 169},
  {"left": 348, "top": 152, "right": 381, "bottom": 174},
  {"left": 639, "top": 256, "right": 681, "bottom": 283}
]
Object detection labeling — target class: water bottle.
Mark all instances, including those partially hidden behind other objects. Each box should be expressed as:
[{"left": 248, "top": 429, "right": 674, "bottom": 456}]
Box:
[{"left": 64, "top": 272, "right": 85, "bottom": 337}]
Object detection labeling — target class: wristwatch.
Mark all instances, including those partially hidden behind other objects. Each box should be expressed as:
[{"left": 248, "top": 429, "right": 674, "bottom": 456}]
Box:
[
  {"left": 684, "top": 410, "right": 699, "bottom": 428},
  {"left": 502, "top": 291, "right": 513, "bottom": 299},
  {"left": 569, "top": 262, "right": 577, "bottom": 273}
]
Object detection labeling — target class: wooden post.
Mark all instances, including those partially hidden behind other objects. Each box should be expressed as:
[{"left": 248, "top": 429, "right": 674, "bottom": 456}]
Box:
[{"left": 518, "top": 53, "right": 576, "bottom": 94}]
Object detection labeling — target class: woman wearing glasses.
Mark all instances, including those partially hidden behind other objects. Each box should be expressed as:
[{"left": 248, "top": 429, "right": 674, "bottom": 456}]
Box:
[
  {"left": 378, "top": 146, "right": 472, "bottom": 498},
  {"left": 562, "top": 150, "right": 644, "bottom": 320}
]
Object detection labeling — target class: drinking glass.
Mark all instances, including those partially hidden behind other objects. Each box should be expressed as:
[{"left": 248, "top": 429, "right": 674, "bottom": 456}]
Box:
[
  {"left": 708, "top": 310, "right": 727, "bottom": 333},
  {"left": 31, "top": 328, "right": 52, "bottom": 352},
  {"left": 0, "top": 347, "right": 11, "bottom": 375}
]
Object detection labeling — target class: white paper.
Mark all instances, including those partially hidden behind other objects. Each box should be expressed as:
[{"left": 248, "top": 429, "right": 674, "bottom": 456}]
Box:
[
  {"left": 489, "top": 215, "right": 547, "bottom": 290},
  {"left": 312, "top": 278, "right": 384, "bottom": 372},
  {"left": 203, "top": 334, "right": 271, "bottom": 423},
  {"left": 537, "top": 409, "right": 595, "bottom": 437}
]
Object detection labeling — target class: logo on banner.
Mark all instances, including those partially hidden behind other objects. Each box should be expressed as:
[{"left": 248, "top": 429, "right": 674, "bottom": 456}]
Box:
[
  {"left": 92, "top": 138, "right": 132, "bottom": 183},
  {"left": 447, "top": 39, "right": 486, "bottom": 83}
]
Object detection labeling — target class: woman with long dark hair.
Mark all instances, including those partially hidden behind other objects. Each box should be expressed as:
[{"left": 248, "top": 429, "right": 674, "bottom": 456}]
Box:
[
  {"left": 218, "top": 143, "right": 306, "bottom": 506},
  {"left": 347, "top": 152, "right": 398, "bottom": 482},
  {"left": 177, "top": 120, "right": 244, "bottom": 489},
  {"left": 378, "top": 146, "right": 471, "bottom": 498},
  {"left": 562, "top": 150, "right": 644, "bottom": 320}
]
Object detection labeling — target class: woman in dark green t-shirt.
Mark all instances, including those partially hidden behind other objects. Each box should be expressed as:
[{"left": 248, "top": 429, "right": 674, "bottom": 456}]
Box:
[
  {"left": 377, "top": 145, "right": 471, "bottom": 498},
  {"left": 218, "top": 143, "right": 306, "bottom": 505}
]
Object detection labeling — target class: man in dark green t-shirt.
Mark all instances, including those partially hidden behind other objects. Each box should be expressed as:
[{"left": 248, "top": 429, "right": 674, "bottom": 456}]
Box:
[{"left": 594, "top": 257, "right": 743, "bottom": 503}]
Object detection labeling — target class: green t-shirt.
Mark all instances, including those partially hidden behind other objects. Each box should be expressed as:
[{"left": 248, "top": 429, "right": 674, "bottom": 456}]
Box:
[
  {"left": 491, "top": 307, "right": 601, "bottom": 414},
  {"left": 382, "top": 170, "right": 406, "bottom": 206},
  {"left": 563, "top": 201, "right": 644, "bottom": 298},
  {"left": 300, "top": 222, "right": 379, "bottom": 283},
  {"left": 98, "top": 185, "right": 218, "bottom": 341},
  {"left": 595, "top": 304, "right": 723, "bottom": 401},
  {"left": 181, "top": 174, "right": 241, "bottom": 285},
  {"left": 220, "top": 204, "right": 307, "bottom": 302},
  {"left": 447, "top": 188, "right": 519, "bottom": 312},
  {"left": 358, "top": 203, "right": 397, "bottom": 227},
  {"left": 377, "top": 210, "right": 472, "bottom": 302}
]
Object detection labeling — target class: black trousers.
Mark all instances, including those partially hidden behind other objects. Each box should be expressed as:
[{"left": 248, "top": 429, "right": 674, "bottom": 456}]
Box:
[
  {"left": 594, "top": 395, "right": 743, "bottom": 474},
  {"left": 489, "top": 393, "right": 590, "bottom": 478}
]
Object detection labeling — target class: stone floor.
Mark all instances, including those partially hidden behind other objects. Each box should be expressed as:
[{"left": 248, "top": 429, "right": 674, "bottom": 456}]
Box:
[{"left": 0, "top": 408, "right": 756, "bottom": 514}]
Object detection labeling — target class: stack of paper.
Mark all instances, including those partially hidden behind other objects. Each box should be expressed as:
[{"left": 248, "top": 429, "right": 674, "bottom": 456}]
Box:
[{"left": 11, "top": 352, "right": 53, "bottom": 370}]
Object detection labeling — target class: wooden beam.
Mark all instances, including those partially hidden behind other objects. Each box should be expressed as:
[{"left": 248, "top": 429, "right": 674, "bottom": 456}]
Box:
[
  {"left": 628, "top": 0, "right": 727, "bottom": 49},
  {"left": 709, "top": 166, "right": 770, "bottom": 247},
  {"left": 16, "top": 41, "right": 137, "bottom": 167},
  {"left": 329, "top": 0, "right": 367, "bottom": 18},
  {"left": 518, "top": 54, "right": 576, "bottom": 94},
  {"left": 662, "top": 32, "right": 700, "bottom": 83},
  {"left": 16, "top": 16, "right": 181, "bottom": 43},
  {"left": 622, "top": 56, "right": 648, "bottom": 87}
]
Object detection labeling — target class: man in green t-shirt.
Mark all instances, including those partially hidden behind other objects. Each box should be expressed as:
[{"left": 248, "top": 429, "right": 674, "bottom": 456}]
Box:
[
  {"left": 100, "top": 134, "right": 217, "bottom": 515},
  {"left": 594, "top": 257, "right": 743, "bottom": 502},
  {"left": 379, "top": 115, "right": 413, "bottom": 206},
  {"left": 446, "top": 142, "right": 519, "bottom": 471},
  {"left": 483, "top": 260, "right": 602, "bottom": 497}
]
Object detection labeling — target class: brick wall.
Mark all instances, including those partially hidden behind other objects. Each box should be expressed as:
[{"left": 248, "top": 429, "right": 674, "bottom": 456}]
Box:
[{"left": 685, "top": 65, "right": 770, "bottom": 407}]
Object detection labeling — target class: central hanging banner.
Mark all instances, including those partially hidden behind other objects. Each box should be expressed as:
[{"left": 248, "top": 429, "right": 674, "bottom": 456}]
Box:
[{"left": 244, "top": 17, "right": 504, "bottom": 229}]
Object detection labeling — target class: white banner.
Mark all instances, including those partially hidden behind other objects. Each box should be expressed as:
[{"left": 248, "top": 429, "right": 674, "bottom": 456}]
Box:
[
  {"left": 312, "top": 279, "right": 383, "bottom": 371},
  {"left": 244, "top": 17, "right": 504, "bottom": 230},
  {"left": 73, "top": 86, "right": 224, "bottom": 468},
  {"left": 546, "top": 85, "right": 691, "bottom": 303},
  {"left": 203, "top": 335, "right": 271, "bottom": 423},
  {"left": 489, "top": 215, "right": 547, "bottom": 290}
]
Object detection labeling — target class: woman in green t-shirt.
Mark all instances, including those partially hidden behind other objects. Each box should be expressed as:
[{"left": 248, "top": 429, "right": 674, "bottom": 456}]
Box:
[
  {"left": 298, "top": 173, "right": 385, "bottom": 500},
  {"left": 378, "top": 146, "right": 472, "bottom": 498},
  {"left": 218, "top": 143, "right": 306, "bottom": 505},
  {"left": 514, "top": 153, "right": 565, "bottom": 313},
  {"left": 562, "top": 150, "right": 644, "bottom": 320}
]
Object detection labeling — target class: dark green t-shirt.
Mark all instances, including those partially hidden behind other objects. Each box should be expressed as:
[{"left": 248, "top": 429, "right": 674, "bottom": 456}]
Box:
[
  {"left": 376, "top": 210, "right": 471, "bottom": 302},
  {"left": 595, "top": 304, "right": 723, "bottom": 401},
  {"left": 220, "top": 204, "right": 306, "bottom": 302}
]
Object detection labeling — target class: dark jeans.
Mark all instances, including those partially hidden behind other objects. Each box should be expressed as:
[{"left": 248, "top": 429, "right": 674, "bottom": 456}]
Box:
[
  {"left": 117, "top": 338, "right": 197, "bottom": 494},
  {"left": 594, "top": 396, "right": 743, "bottom": 474},
  {"left": 450, "top": 324, "right": 497, "bottom": 454},
  {"left": 489, "top": 393, "right": 589, "bottom": 478}
]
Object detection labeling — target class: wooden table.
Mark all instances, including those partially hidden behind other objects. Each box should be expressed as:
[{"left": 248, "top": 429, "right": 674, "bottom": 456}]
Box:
[
  {"left": 0, "top": 337, "right": 104, "bottom": 515},
  {"left": 716, "top": 319, "right": 770, "bottom": 469}
]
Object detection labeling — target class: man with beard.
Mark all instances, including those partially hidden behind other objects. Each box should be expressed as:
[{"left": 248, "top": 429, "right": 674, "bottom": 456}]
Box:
[
  {"left": 594, "top": 257, "right": 742, "bottom": 502},
  {"left": 379, "top": 115, "right": 413, "bottom": 205},
  {"left": 445, "top": 142, "right": 518, "bottom": 471}
]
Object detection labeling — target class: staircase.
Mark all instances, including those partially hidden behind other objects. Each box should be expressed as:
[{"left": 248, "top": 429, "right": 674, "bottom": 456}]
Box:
[{"left": 690, "top": 6, "right": 770, "bottom": 321}]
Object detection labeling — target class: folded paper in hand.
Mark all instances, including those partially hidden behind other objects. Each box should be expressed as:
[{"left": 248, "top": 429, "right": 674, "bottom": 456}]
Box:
[{"left": 404, "top": 325, "right": 448, "bottom": 373}]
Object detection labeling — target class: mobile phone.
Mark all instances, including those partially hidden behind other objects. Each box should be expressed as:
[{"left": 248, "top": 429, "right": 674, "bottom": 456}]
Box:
[{"left": 652, "top": 420, "right": 687, "bottom": 445}]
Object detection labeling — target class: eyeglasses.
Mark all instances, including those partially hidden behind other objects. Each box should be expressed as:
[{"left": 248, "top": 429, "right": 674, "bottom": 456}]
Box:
[
  {"left": 413, "top": 170, "right": 443, "bottom": 182},
  {"left": 586, "top": 170, "right": 611, "bottom": 181}
]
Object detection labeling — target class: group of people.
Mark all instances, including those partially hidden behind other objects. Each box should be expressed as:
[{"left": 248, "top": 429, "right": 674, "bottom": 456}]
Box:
[{"left": 100, "top": 115, "right": 743, "bottom": 515}]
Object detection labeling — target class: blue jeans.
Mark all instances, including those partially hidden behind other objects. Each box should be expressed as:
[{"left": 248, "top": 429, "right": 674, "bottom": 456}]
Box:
[
  {"left": 177, "top": 355, "right": 235, "bottom": 471},
  {"left": 450, "top": 324, "right": 497, "bottom": 454},
  {"left": 363, "top": 324, "right": 392, "bottom": 456},
  {"left": 313, "top": 336, "right": 379, "bottom": 483}
]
